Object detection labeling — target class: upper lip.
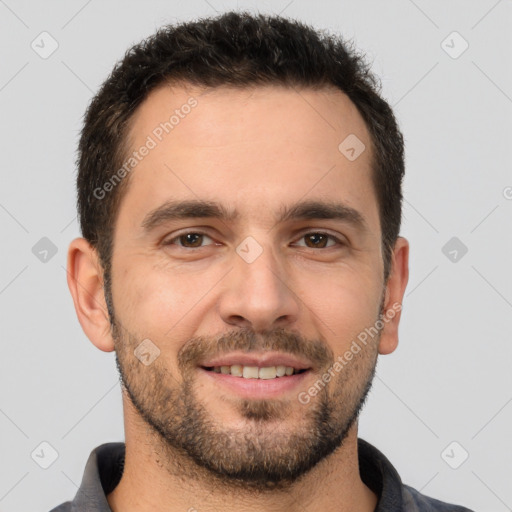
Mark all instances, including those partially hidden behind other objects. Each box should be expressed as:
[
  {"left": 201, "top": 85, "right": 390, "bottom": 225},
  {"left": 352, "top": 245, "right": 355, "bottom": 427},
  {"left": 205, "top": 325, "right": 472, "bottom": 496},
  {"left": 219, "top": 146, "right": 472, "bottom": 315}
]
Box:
[{"left": 200, "top": 352, "right": 312, "bottom": 370}]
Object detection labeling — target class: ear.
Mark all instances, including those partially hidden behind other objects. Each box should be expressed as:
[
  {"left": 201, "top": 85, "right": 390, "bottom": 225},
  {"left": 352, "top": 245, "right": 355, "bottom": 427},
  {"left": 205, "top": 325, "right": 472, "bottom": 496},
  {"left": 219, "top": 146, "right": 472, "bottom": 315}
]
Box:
[
  {"left": 378, "top": 236, "right": 409, "bottom": 355},
  {"left": 66, "top": 237, "right": 115, "bottom": 352}
]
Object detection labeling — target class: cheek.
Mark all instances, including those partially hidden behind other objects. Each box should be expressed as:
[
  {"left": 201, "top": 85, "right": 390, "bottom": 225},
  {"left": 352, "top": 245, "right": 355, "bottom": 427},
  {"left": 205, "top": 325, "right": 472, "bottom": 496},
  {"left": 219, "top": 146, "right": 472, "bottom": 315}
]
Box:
[
  {"left": 111, "top": 255, "right": 217, "bottom": 342},
  {"left": 116, "top": 274, "right": 185, "bottom": 335},
  {"left": 298, "top": 269, "right": 382, "bottom": 355}
]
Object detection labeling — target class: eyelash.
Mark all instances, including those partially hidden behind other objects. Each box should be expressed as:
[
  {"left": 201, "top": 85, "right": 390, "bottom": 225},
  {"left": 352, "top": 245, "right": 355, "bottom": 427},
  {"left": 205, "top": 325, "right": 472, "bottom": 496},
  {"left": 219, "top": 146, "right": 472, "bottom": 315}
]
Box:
[{"left": 162, "top": 230, "right": 345, "bottom": 250}]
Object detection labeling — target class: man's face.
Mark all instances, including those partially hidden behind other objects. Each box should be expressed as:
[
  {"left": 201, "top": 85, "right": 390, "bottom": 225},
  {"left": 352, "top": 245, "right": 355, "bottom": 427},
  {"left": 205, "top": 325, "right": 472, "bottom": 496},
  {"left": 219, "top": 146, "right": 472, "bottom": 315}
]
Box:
[{"left": 108, "top": 84, "right": 386, "bottom": 486}]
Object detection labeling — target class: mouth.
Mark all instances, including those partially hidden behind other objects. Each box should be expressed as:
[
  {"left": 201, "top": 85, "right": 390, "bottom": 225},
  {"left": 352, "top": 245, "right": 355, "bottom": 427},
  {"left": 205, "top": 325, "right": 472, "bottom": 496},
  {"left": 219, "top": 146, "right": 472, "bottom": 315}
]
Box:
[
  {"left": 198, "top": 353, "right": 313, "bottom": 399},
  {"left": 202, "top": 364, "right": 308, "bottom": 379}
]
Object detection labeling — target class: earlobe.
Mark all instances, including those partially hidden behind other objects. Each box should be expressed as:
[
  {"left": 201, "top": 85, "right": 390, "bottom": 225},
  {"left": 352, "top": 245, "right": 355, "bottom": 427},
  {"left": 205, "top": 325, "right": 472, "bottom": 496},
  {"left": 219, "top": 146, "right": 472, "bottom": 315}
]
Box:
[
  {"left": 66, "top": 237, "right": 115, "bottom": 353},
  {"left": 378, "top": 236, "right": 409, "bottom": 355}
]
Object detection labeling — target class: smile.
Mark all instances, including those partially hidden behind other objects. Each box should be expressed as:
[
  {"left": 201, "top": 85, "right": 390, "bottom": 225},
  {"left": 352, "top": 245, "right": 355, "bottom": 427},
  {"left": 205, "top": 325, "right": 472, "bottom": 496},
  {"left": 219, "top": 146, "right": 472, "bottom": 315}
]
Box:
[{"left": 202, "top": 365, "right": 308, "bottom": 379}]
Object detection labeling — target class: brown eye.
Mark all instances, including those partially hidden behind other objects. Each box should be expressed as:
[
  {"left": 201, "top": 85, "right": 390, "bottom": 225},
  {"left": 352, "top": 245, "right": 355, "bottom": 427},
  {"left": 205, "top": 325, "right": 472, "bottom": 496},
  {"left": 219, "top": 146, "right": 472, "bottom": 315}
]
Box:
[
  {"left": 295, "top": 232, "right": 341, "bottom": 249},
  {"left": 164, "top": 232, "right": 214, "bottom": 248},
  {"left": 179, "top": 233, "right": 204, "bottom": 247}
]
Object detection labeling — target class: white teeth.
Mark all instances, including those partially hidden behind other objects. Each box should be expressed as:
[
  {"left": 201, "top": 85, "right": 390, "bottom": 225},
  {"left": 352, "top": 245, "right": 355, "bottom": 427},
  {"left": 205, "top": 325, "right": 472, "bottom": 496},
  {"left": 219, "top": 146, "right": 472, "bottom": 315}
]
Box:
[
  {"left": 230, "top": 364, "right": 243, "bottom": 377},
  {"left": 259, "top": 366, "right": 277, "bottom": 379},
  {"left": 210, "top": 364, "right": 300, "bottom": 379},
  {"left": 242, "top": 366, "right": 259, "bottom": 379}
]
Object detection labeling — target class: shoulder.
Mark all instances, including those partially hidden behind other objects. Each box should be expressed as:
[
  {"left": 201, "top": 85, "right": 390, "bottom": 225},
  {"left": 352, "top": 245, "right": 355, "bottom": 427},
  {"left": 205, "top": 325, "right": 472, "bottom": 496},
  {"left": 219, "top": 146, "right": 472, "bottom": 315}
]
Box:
[
  {"left": 47, "top": 501, "right": 72, "bottom": 512},
  {"left": 403, "top": 484, "right": 475, "bottom": 512}
]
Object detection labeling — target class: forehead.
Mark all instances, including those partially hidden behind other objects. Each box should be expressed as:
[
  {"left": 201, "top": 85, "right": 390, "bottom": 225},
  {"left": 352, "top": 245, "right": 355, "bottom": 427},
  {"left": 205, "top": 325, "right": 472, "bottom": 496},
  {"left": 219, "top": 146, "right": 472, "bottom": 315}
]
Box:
[
  {"left": 128, "top": 82, "right": 371, "bottom": 155},
  {"left": 119, "top": 82, "right": 378, "bottom": 232}
]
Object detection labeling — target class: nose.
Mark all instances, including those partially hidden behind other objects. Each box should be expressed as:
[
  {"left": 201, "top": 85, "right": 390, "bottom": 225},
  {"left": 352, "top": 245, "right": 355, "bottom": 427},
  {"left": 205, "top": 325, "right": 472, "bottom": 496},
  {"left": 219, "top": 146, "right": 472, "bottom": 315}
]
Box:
[{"left": 217, "top": 242, "right": 300, "bottom": 332}]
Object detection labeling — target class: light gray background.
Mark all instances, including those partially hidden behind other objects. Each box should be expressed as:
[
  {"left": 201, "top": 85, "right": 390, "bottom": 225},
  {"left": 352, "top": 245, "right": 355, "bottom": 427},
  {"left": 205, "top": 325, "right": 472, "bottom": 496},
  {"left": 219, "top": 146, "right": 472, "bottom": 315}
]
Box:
[{"left": 1, "top": 1, "right": 511, "bottom": 511}]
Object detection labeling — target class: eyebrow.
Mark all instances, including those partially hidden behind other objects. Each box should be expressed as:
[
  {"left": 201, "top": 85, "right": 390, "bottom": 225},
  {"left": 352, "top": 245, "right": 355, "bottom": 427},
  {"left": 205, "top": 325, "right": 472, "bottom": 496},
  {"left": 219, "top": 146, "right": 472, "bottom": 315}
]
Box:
[{"left": 141, "top": 199, "right": 368, "bottom": 233}]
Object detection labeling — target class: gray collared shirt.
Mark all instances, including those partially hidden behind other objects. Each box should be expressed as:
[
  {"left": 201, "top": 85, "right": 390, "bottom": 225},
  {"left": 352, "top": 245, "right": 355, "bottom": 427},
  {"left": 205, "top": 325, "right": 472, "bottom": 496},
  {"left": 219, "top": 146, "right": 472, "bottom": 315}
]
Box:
[{"left": 49, "top": 438, "right": 474, "bottom": 511}]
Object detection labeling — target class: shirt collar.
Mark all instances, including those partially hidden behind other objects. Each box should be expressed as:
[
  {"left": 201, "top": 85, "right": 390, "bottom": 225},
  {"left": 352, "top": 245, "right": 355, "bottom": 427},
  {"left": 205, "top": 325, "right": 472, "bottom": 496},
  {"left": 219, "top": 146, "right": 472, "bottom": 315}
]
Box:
[
  {"left": 71, "top": 442, "right": 124, "bottom": 511},
  {"left": 68, "top": 438, "right": 404, "bottom": 511}
]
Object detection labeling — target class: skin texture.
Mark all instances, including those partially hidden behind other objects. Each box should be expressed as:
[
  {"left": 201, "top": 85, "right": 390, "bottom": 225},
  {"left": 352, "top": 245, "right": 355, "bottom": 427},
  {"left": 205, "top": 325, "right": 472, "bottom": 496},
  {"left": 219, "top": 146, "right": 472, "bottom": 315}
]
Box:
[{"left": 67, "top": 83, "right": 409, "bottom": 512}]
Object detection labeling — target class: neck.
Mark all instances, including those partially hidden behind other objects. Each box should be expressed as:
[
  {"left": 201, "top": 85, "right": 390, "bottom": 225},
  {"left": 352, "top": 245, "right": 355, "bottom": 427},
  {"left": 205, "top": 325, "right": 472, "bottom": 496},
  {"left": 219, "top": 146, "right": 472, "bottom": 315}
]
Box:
[{"left": 107, "top": 397, "right": 377, "bottom": 512}]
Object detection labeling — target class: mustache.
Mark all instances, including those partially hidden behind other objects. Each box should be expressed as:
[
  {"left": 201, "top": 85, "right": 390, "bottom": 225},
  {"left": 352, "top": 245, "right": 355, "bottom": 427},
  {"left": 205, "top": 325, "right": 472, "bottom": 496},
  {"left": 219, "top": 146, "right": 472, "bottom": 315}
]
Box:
[{"left": 177, "top": 327, "right": 334, "bottom": 371}]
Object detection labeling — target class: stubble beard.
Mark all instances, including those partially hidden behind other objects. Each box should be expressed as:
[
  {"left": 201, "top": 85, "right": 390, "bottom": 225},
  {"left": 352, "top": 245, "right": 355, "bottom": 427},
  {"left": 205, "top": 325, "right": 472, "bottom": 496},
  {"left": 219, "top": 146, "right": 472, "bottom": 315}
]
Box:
[{"left": 111, "top": 321, "right": 379, "bottom": 491}]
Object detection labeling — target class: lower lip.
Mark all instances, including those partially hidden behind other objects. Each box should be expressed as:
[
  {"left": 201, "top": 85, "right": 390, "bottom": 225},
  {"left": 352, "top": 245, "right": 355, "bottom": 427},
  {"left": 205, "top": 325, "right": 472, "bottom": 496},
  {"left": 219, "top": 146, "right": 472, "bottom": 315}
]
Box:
[{"left": 199, "top": 368, "right": 310, "bottom": 399}]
